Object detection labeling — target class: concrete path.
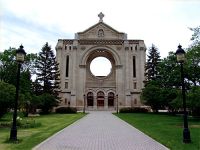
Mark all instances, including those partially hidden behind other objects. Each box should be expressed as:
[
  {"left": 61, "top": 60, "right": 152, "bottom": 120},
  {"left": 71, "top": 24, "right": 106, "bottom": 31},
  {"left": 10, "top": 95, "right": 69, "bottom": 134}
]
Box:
[{"left": 33, "top": 111, "right": 169, "bottom": 150}]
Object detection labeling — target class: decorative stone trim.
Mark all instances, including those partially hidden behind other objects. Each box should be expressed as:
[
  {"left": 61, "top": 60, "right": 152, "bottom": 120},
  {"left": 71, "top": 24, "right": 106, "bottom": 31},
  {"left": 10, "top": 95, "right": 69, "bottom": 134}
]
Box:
[
  {"left": 125, "top": 47, "right": 129, "bottom": 50},
  {"left": 128, "top": 40, "right": 141, "bottom": 44},
  {"left": 78, "top": 40, "right": 124, "bottom": 45},
  {"left": 63, "top": 40, "right": 74, "bottom": 45}
]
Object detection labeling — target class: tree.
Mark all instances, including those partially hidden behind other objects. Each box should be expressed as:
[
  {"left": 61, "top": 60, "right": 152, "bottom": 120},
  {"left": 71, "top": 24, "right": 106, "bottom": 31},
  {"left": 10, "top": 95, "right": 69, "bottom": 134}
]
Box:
[
  {"left": 38, "top": 93, "right": 58, "bottom": 114},
  {"left": 0, "top": 48, "right": 37, "bottom": 115},
  {"left": 0, "top": 47, "right": 17, "bottom": 85},
  {"left": 158, "top": 52, "right": 181, "bottom": 88},
  {"left": 145, "top": 44, "right": 161, "bottom": 81},
  {"left": 141, "top": 81, "right": 163, "bottom": 112},
  {"left": 0, "top": 47, "right": 37, "bottom": 86},
  {"left": 0, "top": 81, "right": 15, "bottom": 118},
  {"left": 187, "top": 86, "right": 200, "bottom": 116},
  {"left": 189, "top": 26, "right": 200, "bottom": 45},
  {"left": 18, "top": 70, "right": 33, "bottom": 116},
  {"left": 35, "top": 43, "right": 60, "bottom": 113},
  {"left": 185, "top": 45, "right": 200, "bottom": 86}
]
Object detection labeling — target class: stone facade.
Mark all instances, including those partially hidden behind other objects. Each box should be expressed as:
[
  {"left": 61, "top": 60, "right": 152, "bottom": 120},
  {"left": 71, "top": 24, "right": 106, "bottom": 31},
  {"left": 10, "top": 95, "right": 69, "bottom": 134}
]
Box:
[{"left": 56, "top": 13, "right": 146, "bottom": 110}]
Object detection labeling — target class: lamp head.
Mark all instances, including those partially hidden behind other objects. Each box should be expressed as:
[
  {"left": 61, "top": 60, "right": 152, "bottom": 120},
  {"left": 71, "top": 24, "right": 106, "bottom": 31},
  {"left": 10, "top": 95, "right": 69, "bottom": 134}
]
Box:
[
  {"left": 16, "top": 45, "right": 26, "bottom": 63},
  {"left": 175, "top": 44, "right": 185, "bottom": 63}
]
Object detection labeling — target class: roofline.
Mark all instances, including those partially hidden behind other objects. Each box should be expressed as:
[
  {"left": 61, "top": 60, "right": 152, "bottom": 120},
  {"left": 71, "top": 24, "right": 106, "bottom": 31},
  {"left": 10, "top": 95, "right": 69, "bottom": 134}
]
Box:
[{"left": 77, "top": 21, "right": 125, "bottom": 35}]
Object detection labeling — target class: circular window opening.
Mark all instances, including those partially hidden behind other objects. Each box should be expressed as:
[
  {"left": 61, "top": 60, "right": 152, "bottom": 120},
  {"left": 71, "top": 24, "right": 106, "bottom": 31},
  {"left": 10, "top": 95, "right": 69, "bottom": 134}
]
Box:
[{"left": 90, "top": 57, "right": 112, "bottom": 77}]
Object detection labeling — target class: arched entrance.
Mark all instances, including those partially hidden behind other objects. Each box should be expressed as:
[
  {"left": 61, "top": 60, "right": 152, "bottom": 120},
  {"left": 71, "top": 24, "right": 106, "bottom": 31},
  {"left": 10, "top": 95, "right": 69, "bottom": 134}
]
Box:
[
  {"left": 108, "top": 92, "right": 114, "bottom": 107},
  {"left": 87, "top": 92, "right": 94, "bottom": 106},
  {"left": 97, "top": 91, "right": 104, "bottom": 107}
]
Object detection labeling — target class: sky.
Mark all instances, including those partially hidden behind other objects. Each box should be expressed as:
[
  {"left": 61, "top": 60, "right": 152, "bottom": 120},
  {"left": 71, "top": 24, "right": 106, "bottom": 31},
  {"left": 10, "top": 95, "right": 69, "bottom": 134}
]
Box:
[{"left": 0, "top": 0, "right": 200, "bottom": 58}]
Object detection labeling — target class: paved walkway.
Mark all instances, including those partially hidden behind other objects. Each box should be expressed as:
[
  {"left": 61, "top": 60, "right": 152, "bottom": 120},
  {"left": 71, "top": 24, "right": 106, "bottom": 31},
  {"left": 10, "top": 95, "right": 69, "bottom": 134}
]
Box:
[{"left": 33, "top": 111, "right": 169, "bottom": 150}]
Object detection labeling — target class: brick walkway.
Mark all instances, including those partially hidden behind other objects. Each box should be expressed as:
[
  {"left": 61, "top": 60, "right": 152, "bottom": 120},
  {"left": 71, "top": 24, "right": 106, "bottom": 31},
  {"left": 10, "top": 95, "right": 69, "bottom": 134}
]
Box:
[{"left": 33, "top": 111, "right": 169, "bottom": 150}]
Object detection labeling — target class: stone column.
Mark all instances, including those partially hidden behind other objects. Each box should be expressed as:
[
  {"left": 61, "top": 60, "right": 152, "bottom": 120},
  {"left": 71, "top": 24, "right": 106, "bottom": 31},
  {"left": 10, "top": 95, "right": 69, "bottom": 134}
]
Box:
[
  {"left": 94, "top": 95, "right": 97, "bottom": 110},
  {"left": 104, "top": 96, "right": 108, "bottom": 110},
  {"left": 71, "top": 46, "right": 77, "bottom": 107}
]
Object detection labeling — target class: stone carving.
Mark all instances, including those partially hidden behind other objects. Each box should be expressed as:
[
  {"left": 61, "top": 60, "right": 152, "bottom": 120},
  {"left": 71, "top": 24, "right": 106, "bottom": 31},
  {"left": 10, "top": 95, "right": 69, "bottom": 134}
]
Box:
[{"left": 98, "top": 29, "right": 104, "bottom": 37}]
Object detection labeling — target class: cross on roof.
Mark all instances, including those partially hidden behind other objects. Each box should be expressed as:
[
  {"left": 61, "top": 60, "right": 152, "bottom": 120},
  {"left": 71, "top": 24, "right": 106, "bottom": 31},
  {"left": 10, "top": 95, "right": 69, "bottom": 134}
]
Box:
[{"left": 98, "top": 12, "right": 104, "bottom": 22}]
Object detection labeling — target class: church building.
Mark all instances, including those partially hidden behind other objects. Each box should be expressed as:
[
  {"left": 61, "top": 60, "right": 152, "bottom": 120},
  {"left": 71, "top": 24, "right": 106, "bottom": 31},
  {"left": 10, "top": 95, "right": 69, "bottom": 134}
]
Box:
[{"left": 56, "top": 13, "right": 146, "bottom": 110}]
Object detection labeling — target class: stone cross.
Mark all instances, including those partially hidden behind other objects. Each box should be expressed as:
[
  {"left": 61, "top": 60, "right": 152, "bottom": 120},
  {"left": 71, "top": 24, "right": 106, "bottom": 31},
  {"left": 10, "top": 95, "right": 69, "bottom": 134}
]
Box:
[{"left": 98, "top": 12, "right": 104, "bottom": 22}]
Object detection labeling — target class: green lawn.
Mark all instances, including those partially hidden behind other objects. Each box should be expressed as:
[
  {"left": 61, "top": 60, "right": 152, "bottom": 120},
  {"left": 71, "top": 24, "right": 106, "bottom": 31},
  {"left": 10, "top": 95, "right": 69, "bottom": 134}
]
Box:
[
  {"left": 0, "top": 113, "right": 85, "bottom": 150},
  {"left": 116, "top": 113, "right": 200, "bottom": 150}
]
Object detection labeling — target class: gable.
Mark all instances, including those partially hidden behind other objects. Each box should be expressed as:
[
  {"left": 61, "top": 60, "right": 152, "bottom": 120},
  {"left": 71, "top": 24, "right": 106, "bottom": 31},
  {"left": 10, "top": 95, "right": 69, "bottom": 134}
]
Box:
[{"left": 77, "top": 22, "right": 127, "bottom": 40}]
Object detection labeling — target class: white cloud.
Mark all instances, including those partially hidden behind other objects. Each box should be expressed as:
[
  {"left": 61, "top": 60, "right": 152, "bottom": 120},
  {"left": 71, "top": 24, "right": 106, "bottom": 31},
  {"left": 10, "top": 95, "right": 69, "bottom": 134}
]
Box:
[{"left": 1, "top": 0, "right": 200, "bottom": 58}]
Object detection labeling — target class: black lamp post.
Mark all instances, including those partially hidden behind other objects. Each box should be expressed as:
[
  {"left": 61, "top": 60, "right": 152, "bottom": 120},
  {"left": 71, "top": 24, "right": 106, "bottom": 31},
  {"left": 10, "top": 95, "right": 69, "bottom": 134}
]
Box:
[
  {"left": 116, "top": 94, "right": 119, "bottom": 114},
  {"left": 175, "top": 44, "right": 191, "bottom": 143},
  {"left": 10, "top": 45, "right": 26, "bottom": 141},
  {"left": 83, "top": 94, "right": 86, "bottom": 113}
]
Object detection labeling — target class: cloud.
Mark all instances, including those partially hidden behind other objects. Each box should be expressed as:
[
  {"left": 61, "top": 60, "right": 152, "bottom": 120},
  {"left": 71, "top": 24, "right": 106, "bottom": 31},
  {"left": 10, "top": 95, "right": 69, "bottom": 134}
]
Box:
[
  {"left": 1, "top": 0, "right": 200, "bottom": 58},
  {"left": 1, "top": 11, "right": 73, "bottom": 53}
]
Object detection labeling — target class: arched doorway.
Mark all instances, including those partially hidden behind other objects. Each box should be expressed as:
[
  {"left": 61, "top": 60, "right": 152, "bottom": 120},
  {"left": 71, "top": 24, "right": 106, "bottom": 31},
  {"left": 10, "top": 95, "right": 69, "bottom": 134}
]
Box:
[
  {"left": 97, "top": 91, "right": 104, "bottom": 107},
  {"left": 108, "top": 92, "right": 114, "bottom": 107},
  {"left": 87, "top": 92, "right": 94, "bottom": 106}
]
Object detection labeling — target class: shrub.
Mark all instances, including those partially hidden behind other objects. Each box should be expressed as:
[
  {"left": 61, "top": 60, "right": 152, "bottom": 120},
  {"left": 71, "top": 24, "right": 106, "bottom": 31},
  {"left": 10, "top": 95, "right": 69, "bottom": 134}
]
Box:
[
  {"left": 119, "top": 107, "right": 148, "bottom": 113},
  {"left": 0, "top": 122, "right": 11, "bottom": 128},
  {"left": 55, "top": 107, "right": 77, "bottom": 114},
  {"left": 22, "top": 119, "right": 42, "bottom": 128}
]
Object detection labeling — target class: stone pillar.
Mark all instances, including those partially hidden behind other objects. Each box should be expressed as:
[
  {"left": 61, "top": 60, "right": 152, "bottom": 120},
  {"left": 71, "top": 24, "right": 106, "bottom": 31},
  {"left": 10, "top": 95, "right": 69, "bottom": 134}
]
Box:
[
  {"left": 71, "top": 46, "right": 77, "bottom": 106},
  {"left": 94, "top": 96, "right": 97, "bottom": 110},
  {"left": 104, "top": 96, "right": 108, "bottom": 109}
]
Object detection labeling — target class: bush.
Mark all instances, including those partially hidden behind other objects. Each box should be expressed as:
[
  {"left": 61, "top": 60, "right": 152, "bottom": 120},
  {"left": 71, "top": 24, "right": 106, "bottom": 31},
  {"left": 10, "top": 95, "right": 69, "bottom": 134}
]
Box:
[
  {"left": 55, "top": 107, "right": 77, "bottom": 114},
  {"left": 120, "top": 107, "right": 148, "bottom": 113}
]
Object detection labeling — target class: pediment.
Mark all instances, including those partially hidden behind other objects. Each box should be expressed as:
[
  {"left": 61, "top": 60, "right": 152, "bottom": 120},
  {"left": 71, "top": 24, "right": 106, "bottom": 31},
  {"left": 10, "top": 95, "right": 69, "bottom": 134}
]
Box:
[{"left": 77, "top": 22, "right": 127, "bottom": 40}]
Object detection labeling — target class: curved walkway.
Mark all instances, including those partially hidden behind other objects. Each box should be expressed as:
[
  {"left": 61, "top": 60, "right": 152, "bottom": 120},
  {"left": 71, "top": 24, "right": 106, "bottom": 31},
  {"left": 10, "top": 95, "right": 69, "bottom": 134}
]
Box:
[{"left": 33, "top": 111, "right": 169, "bottom": 150}]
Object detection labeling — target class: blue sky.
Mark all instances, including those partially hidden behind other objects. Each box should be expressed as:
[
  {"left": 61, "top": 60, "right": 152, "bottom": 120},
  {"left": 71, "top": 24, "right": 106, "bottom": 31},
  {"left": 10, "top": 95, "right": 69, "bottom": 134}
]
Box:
[{"left": 1, "top": 0, "right": 200, "bottom": 57}]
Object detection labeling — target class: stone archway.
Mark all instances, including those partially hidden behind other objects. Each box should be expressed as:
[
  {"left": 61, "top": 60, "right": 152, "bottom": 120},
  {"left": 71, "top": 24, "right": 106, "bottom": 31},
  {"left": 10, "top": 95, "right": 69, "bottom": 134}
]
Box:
[
  {"left": 108, "top": 92, "right": 114, "bottom": 107},
  {"left": 97, "top": 91, "right": 105, "bottom": 107},
  {"left": 84, "top": 49, "right": 116, "bottom": 110},
  {"left": 87, "top": 92, "right": 94, "bottom": 106}
]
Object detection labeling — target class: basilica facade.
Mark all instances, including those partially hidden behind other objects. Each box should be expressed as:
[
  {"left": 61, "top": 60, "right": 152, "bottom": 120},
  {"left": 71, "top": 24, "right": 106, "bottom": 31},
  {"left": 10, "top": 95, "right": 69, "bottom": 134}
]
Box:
[{"left": 56, "top": 13, "right": 146, "bottom": 110}]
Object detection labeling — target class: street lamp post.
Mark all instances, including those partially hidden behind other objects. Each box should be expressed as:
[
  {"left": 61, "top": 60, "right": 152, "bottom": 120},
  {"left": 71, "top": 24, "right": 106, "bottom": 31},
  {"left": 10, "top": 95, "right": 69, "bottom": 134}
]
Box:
[
  {"left": 175, "top": 44, "right": 191, "bottom": 143},
  {"left": 10, "top": 45, "right": 26, "bottom": 141},
  {"left": 116, "top": 94, "right": 119, "bottom": 114},
  {"left": 83, "top": 94, "right": 86, "bottom": 113}
]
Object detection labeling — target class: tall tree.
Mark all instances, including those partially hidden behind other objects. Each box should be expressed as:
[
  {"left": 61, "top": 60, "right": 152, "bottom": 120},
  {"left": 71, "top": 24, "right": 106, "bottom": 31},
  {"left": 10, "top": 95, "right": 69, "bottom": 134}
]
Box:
[
  {"left": 0, "top": 81, "right": 15, "bottom": 118},
  {"left": 158, "top": 52, "right": 181, "bottom": 88},
  {"left": 145, "top": 44, "right": 161, "bottom": 81},
  {"left": 35, "top": 43, "right": 60, "bottom": 113},
  {"left": 185, "top": 45, "right": 200, "bottom": 86},
  {"left": 0, "top": 47, "right": 17, "bottom": 85},
  {"left": 0, "top": 47, "right": 37, "bottom": 85},
  {"left": 189, "top": 26, "right": 200, "bottom": 45}
]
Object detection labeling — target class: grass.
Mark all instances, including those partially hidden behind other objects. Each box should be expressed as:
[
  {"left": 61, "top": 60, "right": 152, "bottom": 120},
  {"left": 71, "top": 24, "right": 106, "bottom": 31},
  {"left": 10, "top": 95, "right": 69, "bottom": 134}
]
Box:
[
  {"left": 0, "top": 113, "right": 85, "bottom": 150},
  {"left": 116, "top": 113, "right": 200, "bottom": 150}
]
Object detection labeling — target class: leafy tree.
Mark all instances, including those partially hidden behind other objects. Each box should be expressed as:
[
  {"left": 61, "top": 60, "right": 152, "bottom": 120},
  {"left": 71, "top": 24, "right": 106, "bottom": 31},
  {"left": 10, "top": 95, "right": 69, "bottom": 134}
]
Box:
[
  {"left": 169, "top": 90, "right": 182, "bottom": 112},
  {"left": 141, "top": 81, "right": 163, "bottom": 112},
  {"left": 38, "top": 93, "right": 59, "bottom": 114},
  {"left": 0, "top": 47, "right": 17, "bottom": 85},
  {"left": 189, "top": 26, "right": 200, "bottom": 45},
  {"left": 145, "top": 44, "right": 161, "bottom": 81},
  {"left": 160, "top": 88, "right": 177, "bottom": 111},
  {"left": 18, "top": 70, "right": 33, "bottom": 115},
  {"left": 158, "top": 52, "right": 181, "bottom": 88},
  {"left": 0, "top": 47, "right": 37, "bottom": 86},
  {"left": 187, "top": 86, "right": 200, "bottom": 116},
  {"left": 35, "top": 43, "right": 60, "bottom": 113},
  {"left": 185, "top": 45, "right": 200, "bottom": 86},
  {"left": 0, "top": 47, "right": 37, "bottom": 115},
  {"left": 0, "top": 81, "right": 15, "bottom": 118}
]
